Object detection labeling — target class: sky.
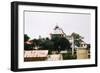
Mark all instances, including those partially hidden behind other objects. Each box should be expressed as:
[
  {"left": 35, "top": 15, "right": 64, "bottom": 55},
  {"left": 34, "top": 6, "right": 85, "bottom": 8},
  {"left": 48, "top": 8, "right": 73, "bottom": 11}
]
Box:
[{"left": 24, "top": 11, "right": 91, "bottom": 43}]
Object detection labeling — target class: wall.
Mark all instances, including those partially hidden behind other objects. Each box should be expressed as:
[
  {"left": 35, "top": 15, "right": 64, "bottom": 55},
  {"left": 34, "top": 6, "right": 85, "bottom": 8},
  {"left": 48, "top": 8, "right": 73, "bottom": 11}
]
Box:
[
  {"left": 0, "top": 0, "right": 99, "bottom": 73},
  {"left": 77, "top": 48, "right": 89, "bottom": 59}
]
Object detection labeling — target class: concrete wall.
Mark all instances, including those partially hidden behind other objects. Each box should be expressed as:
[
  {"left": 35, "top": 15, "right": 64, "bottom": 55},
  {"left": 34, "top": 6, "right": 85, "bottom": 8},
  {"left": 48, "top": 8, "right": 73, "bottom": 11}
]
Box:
[{"left": 77, "top": 48, "right": 89, "bottom": 59}]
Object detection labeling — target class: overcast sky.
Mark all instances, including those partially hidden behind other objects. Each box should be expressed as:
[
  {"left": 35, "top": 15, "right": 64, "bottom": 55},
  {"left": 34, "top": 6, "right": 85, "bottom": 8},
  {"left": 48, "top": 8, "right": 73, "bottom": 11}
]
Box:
[{"left": 24, "top": 11, "right": 91, "bottom": 43}]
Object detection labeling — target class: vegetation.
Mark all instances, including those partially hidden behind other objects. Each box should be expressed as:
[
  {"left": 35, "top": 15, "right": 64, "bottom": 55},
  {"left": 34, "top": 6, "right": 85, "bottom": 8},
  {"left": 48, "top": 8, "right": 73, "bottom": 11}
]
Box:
[
  {"left": 51, "top": 36, "right": 71, "bottom": 52},
  {"left": 71, "top": 32, "right": 83, "bottom": 47},
  {"left": 24, "top": 34, "right": 71, "bottom": 54},
  {"left": 24, "top": 43, "right": 33, "bottom": 50},
  {"left": 24, "top": 34, "right": 30, "bottom": 42},
  {"left": 62, "top": 53, "right": 76, "bottom": 60},
  {"left": 24, "top": 34, "right": 33, "bottom": 50},
  {"left": 24, "top": 32, "right": 88, "bottom": 60}
]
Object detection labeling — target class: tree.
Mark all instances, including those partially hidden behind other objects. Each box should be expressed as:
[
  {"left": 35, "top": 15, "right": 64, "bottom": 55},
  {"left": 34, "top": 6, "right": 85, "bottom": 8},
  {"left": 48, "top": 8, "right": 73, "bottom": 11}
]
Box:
[
  {"left": 24, "top": 43, "right": 33, "bottom": 50},
  {"left": 40, "top": 39, "right": 54, "bottom": 50},
  {"left": 51, "top": 36, "right": 60, "bottom": 51},
  {"left": 41, "top": 40, "right": 54, "bottom": 54},
  {"left": 24, "top": 34, "right": 30, "bottom": 42},
  {"left": 58, "top": 37, "right": 71, "bottom": 51},
  {"left": 31, "top": 39, "right": 40, "bottom": 49},
  {"left": 24, "top": 34, "right": 32, "bottom": 50},
  {"left": 71, "top": 32, "right": 83, "bottom": 47},
  {"left": 51, "top": 36, "right": 71, "bottom": 52}
]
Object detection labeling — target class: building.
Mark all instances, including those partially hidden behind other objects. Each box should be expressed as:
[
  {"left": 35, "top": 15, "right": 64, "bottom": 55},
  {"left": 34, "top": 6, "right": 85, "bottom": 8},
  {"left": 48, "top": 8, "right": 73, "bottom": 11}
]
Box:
[
  {"left": 50, "top": 25, "right": 90, "bottom": 59},
  {"left": 50, "top": 25, "right": 75, "bottom": 55},
  {"left": 50, "top": 25, "right": 65, "bottom": 38},
  {"left": 76, "top": 41, "right": 90, "bottom": 59}
]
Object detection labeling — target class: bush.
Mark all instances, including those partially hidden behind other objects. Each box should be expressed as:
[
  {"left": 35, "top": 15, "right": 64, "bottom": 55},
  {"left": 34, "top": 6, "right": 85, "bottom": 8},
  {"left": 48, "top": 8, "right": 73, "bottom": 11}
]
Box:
[{"left": 62, "top": 53, "right": 76, "bottom": 60}]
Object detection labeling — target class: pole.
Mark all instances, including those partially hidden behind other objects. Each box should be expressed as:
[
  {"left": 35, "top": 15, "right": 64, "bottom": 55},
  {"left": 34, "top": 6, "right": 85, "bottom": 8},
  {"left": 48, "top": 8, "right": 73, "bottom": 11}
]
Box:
[{"left": 72, "top": 36, "right": 74, "bottom": 55}]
